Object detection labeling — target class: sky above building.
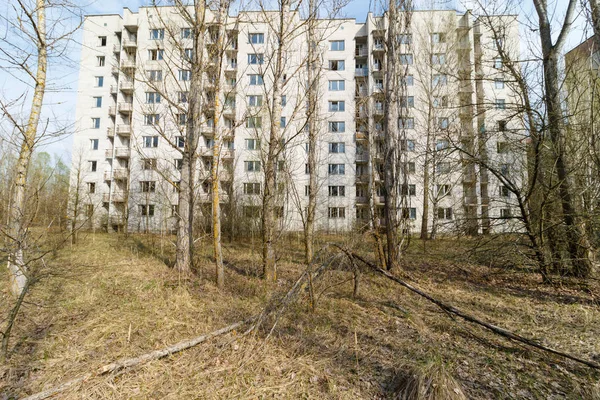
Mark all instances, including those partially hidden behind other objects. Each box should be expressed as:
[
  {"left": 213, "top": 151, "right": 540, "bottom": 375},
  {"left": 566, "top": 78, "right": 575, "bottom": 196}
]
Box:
[{"left": 0, "top": 0, "right": 590, "bottom": 164}]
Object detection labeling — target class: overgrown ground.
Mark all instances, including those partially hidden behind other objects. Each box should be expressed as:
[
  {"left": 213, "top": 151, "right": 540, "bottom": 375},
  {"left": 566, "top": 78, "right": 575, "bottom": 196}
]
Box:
[{"left": 1, "top": 232, "right": 599, "bottom": 399}]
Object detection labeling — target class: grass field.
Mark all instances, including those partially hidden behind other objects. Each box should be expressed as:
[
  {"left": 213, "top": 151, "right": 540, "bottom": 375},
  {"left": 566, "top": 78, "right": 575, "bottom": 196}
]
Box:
[{"left": 1, "top": 232, "right": 599, "bottom": 399}]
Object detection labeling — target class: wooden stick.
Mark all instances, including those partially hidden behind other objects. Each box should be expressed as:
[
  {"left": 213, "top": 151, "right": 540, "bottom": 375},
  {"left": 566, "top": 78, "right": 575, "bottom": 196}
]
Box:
[{"left": 335, "top": 245, "right": 600, "bottom": 371}]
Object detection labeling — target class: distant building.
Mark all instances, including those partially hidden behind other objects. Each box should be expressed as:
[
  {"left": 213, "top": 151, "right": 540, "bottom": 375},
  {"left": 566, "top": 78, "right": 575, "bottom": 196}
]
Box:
[{"left": 70, "top": 6, "right": 523, "bottom": 235}]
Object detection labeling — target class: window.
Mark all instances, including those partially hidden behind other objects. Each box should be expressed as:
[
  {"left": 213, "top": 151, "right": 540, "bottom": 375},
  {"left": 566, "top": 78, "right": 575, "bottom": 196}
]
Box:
[
  {"left": 328, "top": 80, "right": 345, "bottom": 91},
  {"left": 88, "top": 182, "right": 96, "bottom": 193},
  {"left": 494, "top": 57, "right": 503, "bottom": 69},
  {"left": 432, "top": 53, "right": 446, "bottom": 65},
  {"left": 436, "top": 139, "right": 449, "bottom": 150},
  {"left": 171, "top": 205, "right": 179, "bottom": 216},
  {"left": 330, "top": 40, "right": 345, "bottom": 51},
  {"left": 95, "top": 76, "right": 104, "bottom": 87},
  {"left": 177, "top": 114, "right": 187, "bottom": 126},
  {"left": 437, "top": 207, "right": 453, "bottom": 220},
  {"left": 497, "top": 141, "right": 509, "bottom": 154},
  {"left": 328, "top": 101, "right": 345, "bottom": 112},
  {"left": 431, "top": 32, "right": 446, "bottom": 43},
  {"left": 495, "top": 79, "right": 505, "bottom": 89},
  {"left": 329, "top": 142, "right": 345, "bottom": 153},
  {"left": 329, "top": 60, "right": 345, "bottom": 71},
  {"left": 400, "top": 139, "right": 415, "bottom": 152},
  {"left": 248, "top": 53, "right": 264, "bottom": 65},
  {"left": 181, "top": 28, "right": 192, "bottom": 39},
  {"left": 281, "top": 95, "right": 287, "bottom": 106},
  {"left": 175, "top": 159, "right": 183, "bottom": 170},
  {"left": 500, "top": 163, "right": 510, "bottom": 176},
  {"left": 500, "top": 208, "right": 512, "bottom": 218},
  {"left": 374, "top": 79, "right": 384, "bottom": 90},
  {"left": 146, "top": 92, "right": 161, "bottom": 104},
  {"left": 85, "top": 204, "right": 94, "bottom": 217},
  {"left": 398, "top": 118, "right": 414, "bottom": 129},
  {"left": 150, "top": 28, "right": 164, "bottom": 40},
  {"left": 249, "top": 74, "right": 264, "bottom": 85},
  {"left": 178, "top": 91, "right": 188, "bottom": 103},
  {"left": 400, "top": 184, "right": 416, "bottom": 196},
  {"left": 436, "top": 162, "right": 451, "bottom": 174},
  {"left": 280, "top": 117, "right": 286, "bottom": 128},
  {"left": 144, "top": 114, "right": 160, "bottom": 125},
  {"left": 245, "top": 139, "right": 260, "bottom": 150},
  {"left": 179, "top": 69, "right": 191, "bottom": 81},
  {"left": 140, "top": 204, "right": 155, "bottom": 216},
  {"left": 183, "top": 48, "right": 193, "bottom": 61},
  {"left": 142, "top": 158, "right": 157, "bottom": 170},
  {"left": 249, "top": 32, "right": 264, "bottom": 44},
  {"left": 328, "top": 164, "right": 345, "bottom": 175},
  {"left": 403, "top": 162, "right": 416, "bottom": 173},
  {"left": 400, "top": 54, "right": 413, "bottom": 65},
  {"left": 92, "top": 118, "right": 100, "bottom": 129},
  {"left": 438, "top": 117, "right": 449, "bottom": 130},
  {"left": 499, "top": 185, "right": 511, "bottom": 198},
  {"left": 244, "top": 161, "right": 260, "bottom": 172},
  {"left": 328, "top": 186, "right": 345, "bottom": 197},
  {"left": 89, "top": 161, "right": 97, "bottom": 172},
  {"left": 403, "top": 75, "right": 414, "bottom": 86},
  {"left": 246, "top": 116, "right": 262, "bottom": 128},
  {"left": 99, "top": 36, "right": 107, "bottom": 46},
  {"left": 432, "top": 74, "right": 447, "bottom": 87},
  {"left": 400, "top": 96, "right": 415, "bottom": 108},
  {"left": 498, "top": 120, "right": 507, "bottom": 131},
  {"left": 247, "top": 95, "right": 263, "bottom": 107},
  {"left": 148, "top": 49, "right": 164, "bottom": 61},
  {"left": 495, "top": 99, "right": 506, "bottom": 109},
  {"left": 243, "top": 182, "right": 261, "bottom": 195},
  {"left": 436, "top": 184, "right": 451, "bottom": 197},
  {"left": 90, "top": 139, "right": 99, "bottom": 150},
  {"left": 328, "top": 207, "right": 346, "bottom": 218},
  {"left": 140, "top": 181, "right": 156, "bottom": 193},
  {"left": 328, "top": 121, "right": 345, "bottom": 133},
  {"left": 176, "top": 136, "right": 185, "bottom": 148},
  {"left": 93, "top": 96, "right": 102, "bottom": 108},
  {"left": 147, "top": 70, "right": 162, "bottom": 82},
  {"left": 143, "top": 136, "right": 159, "bottom": 148},
  {"left": 403, "top": 207, "right": 417, "bottom": 220},
  {"left": 97, "top": 56, "right": 105, "bottom": 67},
  {"left": 433, "top": 96, "right": 448, "bottom": 108},
  {"left": 397, "top": 34, "right": 412, "bottom": 44}
]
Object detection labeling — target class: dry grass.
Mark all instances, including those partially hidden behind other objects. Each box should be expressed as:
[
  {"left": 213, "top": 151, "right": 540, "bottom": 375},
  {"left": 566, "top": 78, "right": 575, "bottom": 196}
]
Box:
[{"left": 1, "top": 232, "right": 599, "bottom": 399}]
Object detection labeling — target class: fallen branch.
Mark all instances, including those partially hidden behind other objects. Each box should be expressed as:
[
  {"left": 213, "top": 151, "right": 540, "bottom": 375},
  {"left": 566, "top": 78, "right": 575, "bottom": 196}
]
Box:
[{"left": 335, "top": 245, "right": 600, "bottom": 371}]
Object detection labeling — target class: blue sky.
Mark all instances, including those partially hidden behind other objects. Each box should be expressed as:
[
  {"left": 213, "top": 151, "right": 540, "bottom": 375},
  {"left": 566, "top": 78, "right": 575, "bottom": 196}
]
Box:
[{"left": 0, "top": 0, "right": 589, "bottom": 164}]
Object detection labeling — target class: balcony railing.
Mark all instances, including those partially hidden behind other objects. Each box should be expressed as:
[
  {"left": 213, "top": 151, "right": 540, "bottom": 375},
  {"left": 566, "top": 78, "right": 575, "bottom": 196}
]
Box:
[
  {"left": 110, "top": 85, "right": 118, "bottom": 94},
  {"left": 356, "top": 152, "right": 369, "bottom": 162},
  {"left": 108, "top": 106, "right": 116, "bottom": 116},
  {"left": 356, "top": 88, "right": 368, "bottom": 97},
  {"left": 107, "top": 127, "right": 115, "bottom": 138},
  {"left": 122, "top": 38, "right": 137, "bottom": 48},
  {"left": 120, "top": 81, "right": 134, "bottom": 91},
  {"left": 113, "top": 44, "right": 121, "bottom": 53},
  {"left": 116, "top": 124, "right": 131, "bottom": 136},
  {"left": 114, "top": 147, "right": 131, "bottom": 158},
  {"left": 113, "top": 168, "right": 128, "bottom": 180},
  {"left": 355, "top": 68, "right": 369, "bottom": 77},
  {"left": 118, "top": 102, "right": 133, "bottom": 113},
  {"left": 121, "top": 59, "right": 136, "bottom": 69},
  {"left": 355, "top": 48, "right": 368, "bottom": 57}
]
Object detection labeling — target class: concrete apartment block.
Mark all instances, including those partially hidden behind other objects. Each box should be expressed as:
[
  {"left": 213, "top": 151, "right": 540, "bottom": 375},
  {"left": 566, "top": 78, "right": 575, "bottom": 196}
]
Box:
[{"left": 70, "top": 6, "right": 524, "bottom": 235}]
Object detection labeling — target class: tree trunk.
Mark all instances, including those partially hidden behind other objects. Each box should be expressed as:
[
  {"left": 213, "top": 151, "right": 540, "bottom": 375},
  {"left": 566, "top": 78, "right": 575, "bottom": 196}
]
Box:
[
  {"left": 305, "top": 0, "right": 318, "bottom": 265},
  {"left": 262, "top": 1, "right": 289, "bottom": 282},
  {"left": 212, "top": 0, "right": 229, "bottom": 289},
  {"left": 534, "top": 0, "right": 594, "bottom": 277},
  {"left": 7, "top": 0, "right": 47, "bottom": 297},
  {"left": 176, "top": 0, "right": 207, "bottom": 274},
  {"left": 383, "top": 2, "right": 400, "bottom": 270}
]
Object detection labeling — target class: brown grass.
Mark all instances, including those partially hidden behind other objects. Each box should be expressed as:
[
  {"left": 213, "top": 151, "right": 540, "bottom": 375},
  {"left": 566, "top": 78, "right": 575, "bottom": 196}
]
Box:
[{"left": 1, "top": 232, "right": 599, "bottom": 399}]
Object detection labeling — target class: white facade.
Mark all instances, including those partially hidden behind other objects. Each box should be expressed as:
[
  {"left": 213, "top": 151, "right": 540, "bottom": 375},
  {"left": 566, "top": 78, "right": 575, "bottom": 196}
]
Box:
[{"left": 70, "top": 7, "right": 524, "bottom": 235}]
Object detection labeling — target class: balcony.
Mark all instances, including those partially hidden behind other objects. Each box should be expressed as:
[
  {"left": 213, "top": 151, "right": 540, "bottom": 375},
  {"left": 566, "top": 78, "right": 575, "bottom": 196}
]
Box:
[
  {"left": 121, "top": 59, "right": 136, "bottom": 69},
  {"left": 109, "top": 215, "right": 126, "bottom": 225},
  {"left": 114, "top": 147, "right": 131, "bottom": 158},
  {"left": 356, "top": 196, "right": 368, "bottom": 204},
  {"left": 111, "top": 66, "right": 119, "bottom": 75},
  {"left": 103, "top": 171, "right": 112, "bottom": 181},
  {"left": 116, "top": 124, "right": 131, "bottom": 136},
  {"left": 113, "top": 44, "right": 121, "bottom": 53},
  {"left": 111, "top": 192, "right": 127, "bottom": 202},
  {"left": 108, "top": 106, "right": 116, "bottom": 116},
  {"left": 223, "top": 105, "right": 235, "bottom": 116},
  {"left": 356, "top": 109, "right": 368, "bottom": 119},
  {"left": 356, "top": 152, "right": 369, "bottom": 163},
  {"left": 225, "top": 62, "right": 237, "bottom": 71},
  {"left": 355, "top": 48, "right": 368, "bottom": 57},
  {"left": 122, "top": 38, "right": 137, "bottom": 48},
  {"left": 110, "top": 85, "right": 118, "bottom": 94},
  {"left": 373, "top": 107, "right": 384, "bottom": 115},
  {"left": 105, "top": 149, "right": 113, "bottom": 158},
  {"left": 113, "top": 168, "right": 128, "bottom": 180},
  {"left": 120, "top": 81, "right": 134, "bottom": 93},
  {"left": 372, "top": 44, "right": 385, "bottom": 52},
  {"left": 107, "top": 127, "right": 115, "bottom": 138},
  {"left": 118, "top": 102, "right": 133, "bottom": 114},
  {"left": 355, "top": 68, "right": 369, "bottom": 77},
  {"left": 356, "top": 175, "right": 369, "bottom": 184},
  {"left": 355, "top": 131, "right": 368, "bottom": 140},
  {"left": 356, "top": 88, "right": 368, "bottom": 97}
]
